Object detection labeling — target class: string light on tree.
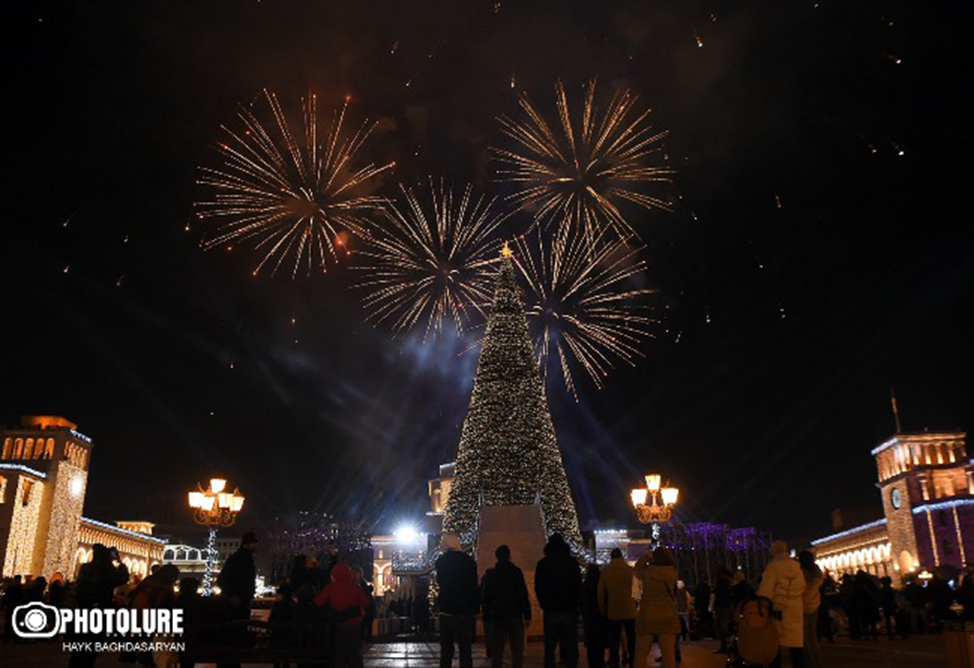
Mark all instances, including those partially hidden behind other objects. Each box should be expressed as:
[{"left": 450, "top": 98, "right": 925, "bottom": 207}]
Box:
[{"left": 443, "top": 246, "right": 582, "bottom": 547}]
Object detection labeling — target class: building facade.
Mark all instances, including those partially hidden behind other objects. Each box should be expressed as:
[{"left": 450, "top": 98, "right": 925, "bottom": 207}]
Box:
[
  {"left": 812, "top": 431, "right": 974, "bottom": 583},
  {"left": 0, "top": 416, "right": 164, "bottom": 579}
]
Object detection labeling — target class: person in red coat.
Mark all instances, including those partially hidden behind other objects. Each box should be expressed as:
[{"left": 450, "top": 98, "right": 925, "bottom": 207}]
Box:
[{"left": 315, "top": 562, "right": 370, "bottom": 668}]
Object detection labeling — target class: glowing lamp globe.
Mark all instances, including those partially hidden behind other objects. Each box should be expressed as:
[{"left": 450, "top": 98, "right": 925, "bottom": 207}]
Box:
[
  {"left": 209, "top": 478, "right": 227, "bottom": 494},
  {"left": 631, "top": 488, "right": 648, "bottom": 508},
  {"left": 661, "top": 487, "right": 679, "bottom": 506},
  {"left": 645, "top": 474, "right": 661, "bottom": 491}
]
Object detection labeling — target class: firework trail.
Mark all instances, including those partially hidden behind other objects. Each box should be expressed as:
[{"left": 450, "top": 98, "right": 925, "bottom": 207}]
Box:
[
  {"left": 514, "top": 227, "right": 657, "bottom": 398},
  {"left": 494, "top": 79, "right": 674, "bottom": 245},
  {"left": 356, "top": 180, "right": 508, "bottom": 338},
  {"left": 196, "top": 90, "right": 394, "bottom": 277}
]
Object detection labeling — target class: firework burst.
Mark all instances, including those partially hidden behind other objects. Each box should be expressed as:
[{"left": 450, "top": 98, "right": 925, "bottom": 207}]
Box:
[
  {"left": 356, "top": 180, "right": 508, "bottom": 338},
  {"left": 494, "top": 79, "right": 674, "bottom": 243},
  {"left": 514, "top": 227, "right": 657, "bottom": 397},
  {"left": 196, "top": 90, "right": 394, "bottom": 277}
]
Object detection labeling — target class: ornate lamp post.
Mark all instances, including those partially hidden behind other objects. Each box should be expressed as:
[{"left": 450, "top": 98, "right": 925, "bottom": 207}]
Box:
[
  {"left": 188, "top": 478, "right": 245, "bottom": 596},
  {"left": 631, "top": 474, "right": 679, "bottom": 548}
]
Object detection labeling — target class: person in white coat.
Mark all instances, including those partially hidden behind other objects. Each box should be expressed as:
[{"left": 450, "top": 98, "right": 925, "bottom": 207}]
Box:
[{"left": 757, "top": 541, "right": 806, "bottom": 668}]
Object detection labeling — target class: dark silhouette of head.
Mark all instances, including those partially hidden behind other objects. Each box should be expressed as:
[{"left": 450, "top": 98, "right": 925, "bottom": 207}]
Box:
[
  {"left": 495, "top": 544, "right": 511, "bottom": 562},
  {"left": 652, "top": 547, "right": 675, "bottom": 566},
  {"left": 610, "top": 548, "right": 623, "bottom": 560},
  {"left": 179, "top": 577, "right": 200, "bottom": 596},
  {"left": 241, "top": 531, "right": 259, "bottom": 551}
]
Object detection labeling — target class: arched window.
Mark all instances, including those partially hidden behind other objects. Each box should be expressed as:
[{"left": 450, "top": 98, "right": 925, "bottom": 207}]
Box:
[
  {"left": 2, "top": 438, "right": 11, "bottom": 459},
  {"left": 44, "top": 438, "right": 55, "bottom": 459}
]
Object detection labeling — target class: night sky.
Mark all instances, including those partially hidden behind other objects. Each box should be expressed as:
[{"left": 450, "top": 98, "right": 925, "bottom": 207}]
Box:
[{"left": 3, "top": 0, "right": 972, "bottom": 545}]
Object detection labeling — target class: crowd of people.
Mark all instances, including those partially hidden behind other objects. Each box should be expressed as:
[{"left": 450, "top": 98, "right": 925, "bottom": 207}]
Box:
[
  {"left": 3, "top": 529, "right": 974, "bottom": 668},
  {"left": 433, "top": 534, "right": 974, "bottom": 668}
]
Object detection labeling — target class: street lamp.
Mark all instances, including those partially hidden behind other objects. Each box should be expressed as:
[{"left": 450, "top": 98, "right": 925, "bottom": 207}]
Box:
[
  {"left": 188, "top": 478, "right": 245, "bottom": 595},
  {"left": 631, "top": 474, "right": 679, "bottom": 547}
]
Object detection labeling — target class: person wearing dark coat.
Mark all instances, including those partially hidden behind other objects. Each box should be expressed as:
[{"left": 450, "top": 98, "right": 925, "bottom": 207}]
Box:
[
  {"left": 435, "top": 534, "right": 479, "bottom": 668},
  {"left": 712, "top": 571, "right": 734, "bottom": 653},
  {"left": 583, "top": 564, "right": 607, "bottom": 668},
  {"left": 482, "top": 545, "right": 531, "bottom": 668},
  {"left": 70, "top": 544, "right": 130, "bottom": 668},
  {"left": 217, "top": 531, "right": 259, "bottom": 620},
  {"left": 535, "top": 533, "right": 582, "bottom": 668},
  {"left": 2, "top": 575, "right": 24, "bottom": 642},
  {"left": 693, "top": 581, "right": 713, "bottom": 639}
]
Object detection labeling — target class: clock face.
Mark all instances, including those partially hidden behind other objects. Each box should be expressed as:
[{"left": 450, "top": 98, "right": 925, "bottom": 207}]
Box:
[{"left": 891, "top": 487, "right": 902, "bottom": 509}]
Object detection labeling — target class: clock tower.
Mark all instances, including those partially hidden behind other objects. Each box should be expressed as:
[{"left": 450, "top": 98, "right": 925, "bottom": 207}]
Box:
[{"left": 872, "top": 432, "right": 973, "bottom": 575}]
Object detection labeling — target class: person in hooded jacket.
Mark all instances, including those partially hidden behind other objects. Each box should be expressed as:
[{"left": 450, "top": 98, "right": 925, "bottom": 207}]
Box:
[
  {"left": 316, "top": 562, "right": 370, "bottom": 668},
  {"left": 598, "top": 548, "right": 636, "bottom": 668},
  {"left": 535, "top": 533, "right": 582, "bottom": 668},
  {"left": 434, "top": 533, "right": 479, "bottom": 668},
  {"left": 217, "top": 531, "right": 259, "bottom": 621},
  {"left": 633, "top": 548, "right": 680, "bottom": 668},
  {"left": 482, "top": 544, "right": 531, "bottom": 668},
  {"left": 757, "top": 541, "right": 806, "bottom": 668}
]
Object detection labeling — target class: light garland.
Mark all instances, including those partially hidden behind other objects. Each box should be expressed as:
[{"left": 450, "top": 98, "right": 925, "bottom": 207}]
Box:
[
  {"left": 41, "top": 461, "right": 87, "bottom": 576},
  {"left": 0, "top": 463, "right": 48, "bottom": 479},
  {"left": 443, "top": 255, "right": 582, "bottom": 547},
  {"left": 810, "top": 518, "right": 887, "bottom": 546},
  {"left": 953, "top": 506, "right": 967, "bottom": 565},
  {"left": 910, "top": 498, "right": 974, "bottom": 514},
  {"left": 81, "top": 517, "right": 167, "bottom": 544},
  {"left": 2, "top": 476, "right": 45, "bottom": 577}
]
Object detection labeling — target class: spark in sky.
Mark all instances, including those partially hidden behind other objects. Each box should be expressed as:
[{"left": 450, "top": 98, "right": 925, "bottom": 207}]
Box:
[
  {"left": 493, "top": 79, "right": 674, "bottom": 244},
  {"left": 196, "top": 90, "right": 394, "bottom": 278},
  {"left": 514, "top": 227, "right": 657, "bottom": 398},
  {"left": 356, "top": 180, "right": 508, "bottom": 338}
]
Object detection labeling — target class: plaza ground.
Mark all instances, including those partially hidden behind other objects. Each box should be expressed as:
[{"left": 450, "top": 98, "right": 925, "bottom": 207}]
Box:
[{"left": 0, "top": 635, "right": 951, "bottom": 667}]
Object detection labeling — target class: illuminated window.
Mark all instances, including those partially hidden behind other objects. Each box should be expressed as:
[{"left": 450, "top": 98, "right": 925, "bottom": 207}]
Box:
[
  {"left": 2, "top": 438, "right": 10, "bottom": 459},
  {"left": 14, "top": 438, "right": 24, "bottom": 458},
  {"left": 22, "top": 479, "right": 33, "bottom": 506},
  {"left": 0, "top": 475, "right": 6, "bottom": 503},
  {"left": 44, "top": 438, "right": 54, "bottom": 459}
]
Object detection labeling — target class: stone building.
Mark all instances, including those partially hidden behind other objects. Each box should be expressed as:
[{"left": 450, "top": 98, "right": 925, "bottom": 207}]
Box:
[
  {"left": 0, "top": 416, "right": 164, "bottom": 579},
  {"left": 812, "top": 430, "right": 973, "bottom": 583}
]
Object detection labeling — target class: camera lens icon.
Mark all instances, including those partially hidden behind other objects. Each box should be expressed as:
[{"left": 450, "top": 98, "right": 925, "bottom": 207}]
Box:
[{"left": 13, "top": 602, "right": 61, "bottom": 639}]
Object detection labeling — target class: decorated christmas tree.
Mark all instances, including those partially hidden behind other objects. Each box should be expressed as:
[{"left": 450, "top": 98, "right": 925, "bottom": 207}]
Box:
[{"left": 443, "top": 246, "right": 582, "bottom": 547}]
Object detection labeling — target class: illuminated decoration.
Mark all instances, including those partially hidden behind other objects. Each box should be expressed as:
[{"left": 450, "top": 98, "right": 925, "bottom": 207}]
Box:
[
  {"left": 69, "top": 474, "right": 85, "bottom": 498},
  {"left": 493, "top": 79, "right": 674, "bottom": 244},
  {"left": 0, "top": 463, "right": 48, "bottom": 478},
  {"left": 630, "top": 474, "right": 679, "bottom": 546},
  {"left": 188, "top": 478, "right": 245, "bottom": 595},
  {"left": 954, "top": 506, "right": 967, "bottom": 565},
  {"left": 812, "top": 428, "right": 972, "bottom": 584},
  {"left": 443, "top": 251, "right": 582, "bottom": 547},
  {"left": 810, "top": 518, "right": 887, "bottom": 546},
  {"left": 514, "top": 226, "right": 655, "bottom": 397},
  {"left": 2, "top": 475, "right": 44, "bottom": 577},
  {"left": 77, "top": 519, "right": 165, "bottom": 579},
  {"left": 40, "top": 461, "right": 88, "bottom": 577},
  {"left": 1, "top": 416, "right": 163, "bottom": 580},
  {"left": 355, "top": 181, "right": 507, "bottom": 337},
  {"left": 910, "top": 498, "right": 974, "bottom": 513},
  {"left": 196, "top": 89, "right": 395, "bottom": 278}
]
